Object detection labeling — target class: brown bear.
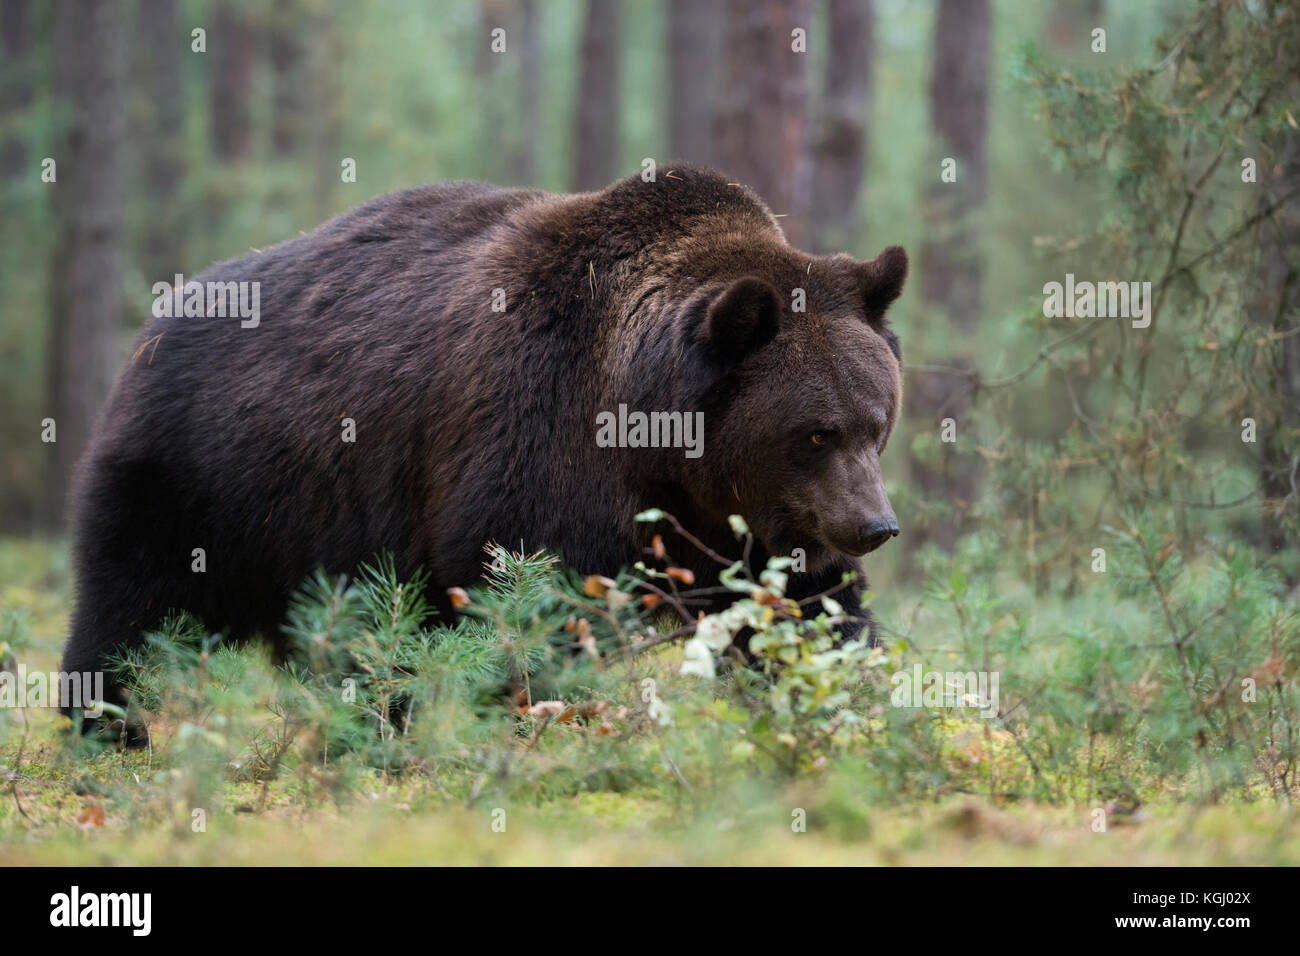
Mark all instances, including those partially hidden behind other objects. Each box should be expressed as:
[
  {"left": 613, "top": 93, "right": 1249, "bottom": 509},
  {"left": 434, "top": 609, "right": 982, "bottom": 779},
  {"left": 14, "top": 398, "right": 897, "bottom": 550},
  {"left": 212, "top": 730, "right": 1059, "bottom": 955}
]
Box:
[{"left": 61, "top": 163, "right": 906, "bottom": 715}]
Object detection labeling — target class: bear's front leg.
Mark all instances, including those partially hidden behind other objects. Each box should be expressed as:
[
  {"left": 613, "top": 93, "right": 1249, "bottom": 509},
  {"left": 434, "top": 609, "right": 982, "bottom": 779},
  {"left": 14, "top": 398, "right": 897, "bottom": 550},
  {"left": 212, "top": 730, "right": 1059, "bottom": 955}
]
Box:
[{"left": 784, "top": 557, "right": 874, "bottom": 646}]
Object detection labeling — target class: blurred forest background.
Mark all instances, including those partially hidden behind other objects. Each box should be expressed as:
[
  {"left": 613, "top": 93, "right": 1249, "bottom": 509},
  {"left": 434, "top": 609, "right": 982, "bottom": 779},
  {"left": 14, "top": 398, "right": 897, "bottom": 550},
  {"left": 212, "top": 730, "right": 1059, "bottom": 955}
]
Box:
[
  {"left": 7, "top": 0, "right": 1286, "bottom": 556},
  {"left": 3, "top": 0, "right": 1297, "bottom": 581},
  {"left": 1, "top": 0, "right": 1300, "bottom": 863}
]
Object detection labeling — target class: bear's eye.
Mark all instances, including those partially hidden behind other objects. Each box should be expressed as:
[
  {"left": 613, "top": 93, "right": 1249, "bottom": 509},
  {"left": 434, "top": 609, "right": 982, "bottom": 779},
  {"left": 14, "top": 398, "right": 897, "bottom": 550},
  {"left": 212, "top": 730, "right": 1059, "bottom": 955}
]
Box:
[{"left": 810, "top": 431, "right": 829, "bottom": 447}]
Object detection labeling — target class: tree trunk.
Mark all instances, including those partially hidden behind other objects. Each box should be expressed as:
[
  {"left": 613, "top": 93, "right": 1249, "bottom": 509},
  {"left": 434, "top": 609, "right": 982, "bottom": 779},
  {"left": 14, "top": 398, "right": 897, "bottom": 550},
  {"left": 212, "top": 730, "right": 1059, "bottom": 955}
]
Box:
[
  {"left": 922, "top": 0, "right": 989, "bottom": 323},
  {"left": 573, "top": 0, "right": 621, "bottom": 190},
  {"left": 305, "top": 0, "right": 343, "bottom": 218},
  {"left": 0, "top": 0, "right": 33, "bottom": 179},
  {"left": 476, "top": 0, "right": 511, "bottom": 183},
  {"left": 1046, "top": 0, "right": 1103, "bottom": 53},
  {"left": 807, "top": 0, "right": 873, "bottom": 254},
  {"left": 512, "top": 0, "right": 539, "bottom": 185},
  {"left": 1253, "top": 132, "right": 1300, "bottom": 568},
  {"left": 211, "top": 5, "right": 254, "bottom": 162},
  {"left": 47, "top": 0, "right": 126, "bottom": 527},
  {"left": 908, "top": 0, "right": 990, "bottom": 555},
  {"left": 134, "top": 0, "right": 185, "bottom": 280},
  {"left": 269, "top": 1, "right": 308, "bottom": 157},
  {"left": 478, "top": 0, "right": 538, "bottom": 187},
  {"left": 713, "top": 0, "right": 809, "bottom": 242},
  {"left": 668, "top": 0, "right": 720, "bottom": 165}
]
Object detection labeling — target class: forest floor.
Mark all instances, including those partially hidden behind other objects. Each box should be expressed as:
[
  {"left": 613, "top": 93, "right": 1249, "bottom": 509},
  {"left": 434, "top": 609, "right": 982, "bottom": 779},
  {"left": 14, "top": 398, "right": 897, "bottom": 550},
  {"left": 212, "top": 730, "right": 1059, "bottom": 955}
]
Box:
[{"left": 2, "top": 537, "right": 1297, "bottom": 866}]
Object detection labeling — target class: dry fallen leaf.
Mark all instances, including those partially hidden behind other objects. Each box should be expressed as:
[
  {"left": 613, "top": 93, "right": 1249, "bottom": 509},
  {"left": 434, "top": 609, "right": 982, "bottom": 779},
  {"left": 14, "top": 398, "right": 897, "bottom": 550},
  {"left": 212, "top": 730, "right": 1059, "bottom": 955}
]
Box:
[
  {"left": 522, "top": 699, "right": 610, "bottom": 724},
  {"left": 666, "top": 567, "right": 695, "bottom": 586},
  {"left": 584, "top": 575, "right": 617, "bottom": 598},
  {"left": 575, "top": 618, "right": 599, "bottom": 658},
  {"left": 524, "top": 700, "right": 568, "bottom": 720},
  {"left": 77, "top": 801, "right": 106, "bottom": 829},
  {"left": 1255, "top": 655, "right": 1285, "bottom": 685},
  {"left": 447, "top": 587, "right": 471, "bottom": 609}
]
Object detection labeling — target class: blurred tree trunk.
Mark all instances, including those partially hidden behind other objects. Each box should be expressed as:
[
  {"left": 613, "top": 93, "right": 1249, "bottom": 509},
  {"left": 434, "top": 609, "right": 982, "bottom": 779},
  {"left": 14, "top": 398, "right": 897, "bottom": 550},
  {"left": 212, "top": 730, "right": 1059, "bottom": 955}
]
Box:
[
  {"left": 0, "top": 0, "right": 33, "bottom": 179},
  {"left": 923, "top": 0, "right": 989, "bottom": 326},
  {"left": 908, "top": 0, "right": 990, "bottom": 555},
  {"left": 512, "top": 0, "right": 539, "bottom": 185},
  {"left": 477, "top": 0, "right": 538, "bottom": 187},
  {"left": 47, "top": 0, "right": 125, "bottom": 527},
  {"left": 134, "top": 0, "right": 185, "bottom": 280},
  {"left": 1253, "top": 133, "right": 1300, "bottom": 569},
  {"left": 807, "top": 0, "right": 873, "bottom": 254},
  {"left": 270, "top": 1, "right": 308, "bottom": 157},
  {"left": 1046, "top": 0, "right": 1103, "bottom": 53},
  {"left": 477, "top": 0, "right": 511, "bottom": 183},
  {"left": 573, "top": 0, "right": 621, "bottom": 190},
  {"left": 714, "top": 0, "right": 809, "bottom": 242},
  {"left": 668, "top": 0, "right": 720, "bottom": 165},
  {"left": 211, "top": 5, "right": 254, "bottom": 162},
  {"left": 304, "top": 0, "right": 342, "bottom": 219}
]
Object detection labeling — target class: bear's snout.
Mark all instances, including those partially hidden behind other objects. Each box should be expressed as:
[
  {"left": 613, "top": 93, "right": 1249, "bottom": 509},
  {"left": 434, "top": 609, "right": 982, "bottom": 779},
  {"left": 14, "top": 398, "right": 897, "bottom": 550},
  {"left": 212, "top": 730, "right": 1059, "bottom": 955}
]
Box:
[
  {"left": 823, "top": 511, "right": 899, "bottom": 556},
  {"left": 858, "top": 515, "right": 901, "bottom": 553}
]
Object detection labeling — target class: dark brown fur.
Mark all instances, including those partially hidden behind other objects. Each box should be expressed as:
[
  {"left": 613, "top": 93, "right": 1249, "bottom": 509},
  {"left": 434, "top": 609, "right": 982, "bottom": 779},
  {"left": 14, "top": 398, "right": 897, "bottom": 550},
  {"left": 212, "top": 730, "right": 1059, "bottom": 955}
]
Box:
[{"left": 62, "top": 164, "right": 907, "bottom": 711}]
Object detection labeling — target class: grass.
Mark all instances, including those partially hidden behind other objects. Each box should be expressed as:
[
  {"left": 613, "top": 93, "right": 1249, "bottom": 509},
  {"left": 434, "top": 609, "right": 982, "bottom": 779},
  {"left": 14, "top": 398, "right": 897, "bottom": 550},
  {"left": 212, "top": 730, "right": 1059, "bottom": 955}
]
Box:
[{"left": 2, "top": 536, "right": 1298, "bottom": 866}]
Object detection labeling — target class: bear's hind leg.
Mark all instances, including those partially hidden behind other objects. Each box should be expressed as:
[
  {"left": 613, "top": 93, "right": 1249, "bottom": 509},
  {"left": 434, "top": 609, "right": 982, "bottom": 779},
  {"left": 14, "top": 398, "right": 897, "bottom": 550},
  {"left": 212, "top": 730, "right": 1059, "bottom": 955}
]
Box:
[{"left": 61, "top": 454, "right": 199, "bottom": 743}]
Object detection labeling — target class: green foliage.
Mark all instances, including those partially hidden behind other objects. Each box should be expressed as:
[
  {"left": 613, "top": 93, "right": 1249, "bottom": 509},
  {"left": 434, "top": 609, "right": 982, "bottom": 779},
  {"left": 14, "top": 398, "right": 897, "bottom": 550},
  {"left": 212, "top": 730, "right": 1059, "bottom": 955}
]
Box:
[
  {"left": 876, "top": 0, "right": 1300, "bottom": 807},
  {"left": 996, "top": 1, "right": 1300, "bottom": 568}
]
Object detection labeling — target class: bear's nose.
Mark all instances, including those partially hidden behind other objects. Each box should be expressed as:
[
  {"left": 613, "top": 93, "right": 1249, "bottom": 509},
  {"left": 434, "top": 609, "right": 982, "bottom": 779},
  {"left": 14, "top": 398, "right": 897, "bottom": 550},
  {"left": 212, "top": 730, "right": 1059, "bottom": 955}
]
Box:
[{"left": 858, "top": 516, "right": 900, "bottom": 553}]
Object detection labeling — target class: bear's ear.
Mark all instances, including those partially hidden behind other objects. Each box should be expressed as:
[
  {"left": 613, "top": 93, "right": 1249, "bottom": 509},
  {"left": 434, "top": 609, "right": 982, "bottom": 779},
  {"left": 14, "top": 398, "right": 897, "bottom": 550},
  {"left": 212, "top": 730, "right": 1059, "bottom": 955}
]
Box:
[
  {"left": 857, "top": 245, "right": 909, "bottom": 319},
  {"left": 703, "top": 276, "right": 783, "bottom": 362}
]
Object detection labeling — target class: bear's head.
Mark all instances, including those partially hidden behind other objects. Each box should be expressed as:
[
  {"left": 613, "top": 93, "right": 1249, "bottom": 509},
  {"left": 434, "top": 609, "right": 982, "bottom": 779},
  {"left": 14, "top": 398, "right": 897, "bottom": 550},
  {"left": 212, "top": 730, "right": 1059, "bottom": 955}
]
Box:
[{"left": 682, "top": 244, "right": 908, "bottom": 574}]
